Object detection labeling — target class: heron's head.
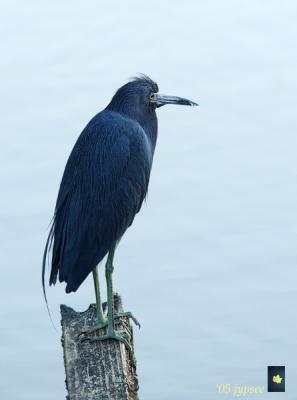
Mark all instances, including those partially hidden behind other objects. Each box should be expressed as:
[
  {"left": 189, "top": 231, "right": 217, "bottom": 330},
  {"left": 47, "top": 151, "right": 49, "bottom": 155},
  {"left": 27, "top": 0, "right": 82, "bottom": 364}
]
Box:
[{"left": 107, "top": 75, "right": 198, "bottom": 120}]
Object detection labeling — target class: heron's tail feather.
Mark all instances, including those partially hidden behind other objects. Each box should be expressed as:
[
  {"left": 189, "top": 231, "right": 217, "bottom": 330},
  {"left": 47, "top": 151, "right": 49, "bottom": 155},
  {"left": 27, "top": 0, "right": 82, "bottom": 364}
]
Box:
[
  {"left": 50, "top": 207, "right": 69, "bottom": 285},
  {"left": 42, "top": 220, "right": 57, "bottom": 330}
]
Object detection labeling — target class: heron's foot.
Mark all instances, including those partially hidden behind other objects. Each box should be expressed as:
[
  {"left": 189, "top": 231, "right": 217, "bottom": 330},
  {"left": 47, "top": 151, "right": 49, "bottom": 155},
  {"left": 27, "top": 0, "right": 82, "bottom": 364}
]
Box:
[
  {"left": 80, "top": 329, "right": 135, "bottom": 362},
  {"left": 87, "top": 330, "right": 131, "bottom": 347},
  {"left": 78, "top": 319, "right": 108, "bottom": 339},
  {"left": 114, "top": 311, "right": 141, "bottom": 329}
]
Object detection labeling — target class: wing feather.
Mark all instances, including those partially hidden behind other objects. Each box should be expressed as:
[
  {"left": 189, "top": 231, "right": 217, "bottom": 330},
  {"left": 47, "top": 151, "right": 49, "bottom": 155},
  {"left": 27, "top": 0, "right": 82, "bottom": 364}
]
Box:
[{"left": 42, "top": 111, "right": 152, "bottom": 293}]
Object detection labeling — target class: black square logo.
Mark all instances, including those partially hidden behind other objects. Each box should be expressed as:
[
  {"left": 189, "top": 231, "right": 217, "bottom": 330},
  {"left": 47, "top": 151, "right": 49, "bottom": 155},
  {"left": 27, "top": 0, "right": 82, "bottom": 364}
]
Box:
[{"left": 268, "top": 366, "right": 285, "bottom": 392}]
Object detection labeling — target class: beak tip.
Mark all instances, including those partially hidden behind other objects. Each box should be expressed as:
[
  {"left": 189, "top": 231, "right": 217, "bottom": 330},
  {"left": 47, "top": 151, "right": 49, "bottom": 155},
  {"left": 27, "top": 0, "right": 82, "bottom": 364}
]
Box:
[{"left": 187, "top": 101, "right": 198, "bottom": 107}]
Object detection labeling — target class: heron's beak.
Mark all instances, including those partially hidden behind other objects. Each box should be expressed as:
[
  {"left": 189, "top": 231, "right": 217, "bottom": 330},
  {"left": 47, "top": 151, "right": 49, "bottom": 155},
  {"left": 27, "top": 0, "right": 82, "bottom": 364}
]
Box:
[{"left": 150, "top": 93, "right": 198, "bottom": 108}]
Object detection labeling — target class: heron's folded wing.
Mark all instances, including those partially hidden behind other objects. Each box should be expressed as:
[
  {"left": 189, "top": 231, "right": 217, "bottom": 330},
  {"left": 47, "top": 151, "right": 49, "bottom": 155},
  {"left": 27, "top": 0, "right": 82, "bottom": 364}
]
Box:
[{"left": 45, "top": 112, "right": 152, "bottom": 293}]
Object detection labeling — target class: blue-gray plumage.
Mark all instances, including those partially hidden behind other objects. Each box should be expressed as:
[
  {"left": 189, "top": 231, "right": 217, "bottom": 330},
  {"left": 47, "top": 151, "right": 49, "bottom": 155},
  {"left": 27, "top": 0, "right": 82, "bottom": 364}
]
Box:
[{"left": 42, "top": 75, "right": 197, "bottom": 347}]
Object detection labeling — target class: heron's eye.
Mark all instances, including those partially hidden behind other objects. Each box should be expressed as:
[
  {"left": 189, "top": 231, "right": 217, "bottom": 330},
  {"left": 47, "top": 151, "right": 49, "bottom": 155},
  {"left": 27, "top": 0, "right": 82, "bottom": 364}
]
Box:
[{"left": 149, "top": 93, "right": 155, "bottom": 100}]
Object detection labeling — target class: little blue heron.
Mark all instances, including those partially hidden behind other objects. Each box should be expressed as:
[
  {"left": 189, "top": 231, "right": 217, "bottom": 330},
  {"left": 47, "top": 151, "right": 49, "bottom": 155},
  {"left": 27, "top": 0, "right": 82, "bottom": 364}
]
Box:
[{"left": 42, "top": 75, "right": 197, "bottom": 348}]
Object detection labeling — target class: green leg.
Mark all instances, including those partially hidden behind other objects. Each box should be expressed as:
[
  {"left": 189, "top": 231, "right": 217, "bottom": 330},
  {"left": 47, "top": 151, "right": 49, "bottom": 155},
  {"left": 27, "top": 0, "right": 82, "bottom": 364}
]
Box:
[
  {"left": 78, "top": 266, "right": 107, "bottom": 336},
  {"left": 105, "top": 245, "right": 140, "bottom": 329},
  {"left": 104, "top": 246, "right": 140, "bottom": 330},
  {"left": 82, "top": 245, "right": 132, "bottom": 351},
  {"left": 105, "top": 244, "right": 116, "bottom": 334},
  {"left": 93, "top": 265, "right": 106, "bottom": 325},
  {"left": 79, "top": 245, "right": 139, "bottom": 357}
]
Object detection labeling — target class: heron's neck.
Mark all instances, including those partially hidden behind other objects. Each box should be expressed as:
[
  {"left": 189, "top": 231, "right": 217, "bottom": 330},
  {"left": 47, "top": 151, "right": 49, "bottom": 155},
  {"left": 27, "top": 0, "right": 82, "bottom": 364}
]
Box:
[
  {"left": 106, "top": 102, "right": 158, "bottom": 151},
  {"left": 139, "top": 112, "right": 158, "bottom": 152}
]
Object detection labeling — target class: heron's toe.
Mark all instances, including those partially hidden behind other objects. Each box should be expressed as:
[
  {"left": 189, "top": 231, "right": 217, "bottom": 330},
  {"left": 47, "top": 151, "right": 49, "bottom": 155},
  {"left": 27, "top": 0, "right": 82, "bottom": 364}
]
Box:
[
  {"left": 78, "top": 320, "right": 108, "bottom": 342},
  {"left": 81, "top": 330, "right": 132, "bottom": 356},
  {"left": 114, "top": 311, "right": 141, "bottom": 329}
]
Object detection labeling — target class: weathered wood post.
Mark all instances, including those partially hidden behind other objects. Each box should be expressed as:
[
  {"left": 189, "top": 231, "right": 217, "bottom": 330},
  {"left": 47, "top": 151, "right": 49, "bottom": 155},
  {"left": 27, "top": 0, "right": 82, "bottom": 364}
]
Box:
[{"left": 61, "top": 294, "right": 139, "bottom": 400}]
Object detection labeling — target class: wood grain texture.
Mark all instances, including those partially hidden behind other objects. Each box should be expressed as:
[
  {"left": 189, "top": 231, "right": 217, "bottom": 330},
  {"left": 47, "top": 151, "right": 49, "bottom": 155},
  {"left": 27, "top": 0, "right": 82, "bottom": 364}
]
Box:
[{"left": 61, "top": 294, "right": 139, "bottom": 400}]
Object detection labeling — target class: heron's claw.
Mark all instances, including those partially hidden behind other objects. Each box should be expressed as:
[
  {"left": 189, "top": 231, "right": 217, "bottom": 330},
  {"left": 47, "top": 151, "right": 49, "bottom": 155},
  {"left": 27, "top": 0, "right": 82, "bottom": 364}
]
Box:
[
  {"left": 79, "top": 334, "right": 92, "bottom": 343},
  {"left": 114, "top": 311, "right": 141, "bottom": 329}
]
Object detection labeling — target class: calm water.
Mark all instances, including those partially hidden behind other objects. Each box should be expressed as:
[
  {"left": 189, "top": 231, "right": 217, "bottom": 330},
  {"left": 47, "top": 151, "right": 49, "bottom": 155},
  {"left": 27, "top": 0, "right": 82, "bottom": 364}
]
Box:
[{"left": 1, "top": 1, "right": 297, "bottom": 399}]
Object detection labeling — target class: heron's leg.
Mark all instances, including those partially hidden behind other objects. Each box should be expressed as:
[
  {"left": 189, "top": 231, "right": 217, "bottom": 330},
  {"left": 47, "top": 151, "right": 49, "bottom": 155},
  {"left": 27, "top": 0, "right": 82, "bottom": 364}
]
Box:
[
  {"left": 93, "top": 265, "right": 106, "bottom": 325},
  {"left": 103, "top": 246, "right": 141, "bottom": 329},
  {"left": 79, "top": 246, "right": 138, "bottom": 361},
  {"left": 78, "top": 266, "right": 108, "bottom": 338},
  {"left": 105, "top": 245, "right": 140, "bottom": 328},
  {"left": 84, "top": 265, "right": 108, "bottom": 332},
  {"left": 105, "top": 244, "right": 116, "bottom": 335},
  {"left": 82, "top": 246, "right": 133, "bottom": 352}
]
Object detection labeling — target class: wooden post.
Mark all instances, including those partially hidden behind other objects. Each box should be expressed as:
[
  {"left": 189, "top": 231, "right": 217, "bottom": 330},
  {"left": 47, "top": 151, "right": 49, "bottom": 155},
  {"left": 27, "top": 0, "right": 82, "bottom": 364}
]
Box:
[{"left": 60, "top": 294, "right": 139, "bottom": 400}]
